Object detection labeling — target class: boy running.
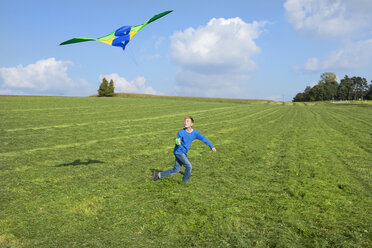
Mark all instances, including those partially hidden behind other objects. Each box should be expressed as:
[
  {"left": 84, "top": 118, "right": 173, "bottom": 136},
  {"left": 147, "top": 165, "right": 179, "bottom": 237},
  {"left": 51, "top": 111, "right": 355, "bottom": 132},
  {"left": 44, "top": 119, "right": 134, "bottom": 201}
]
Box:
[{"left": 152, "top": 116, "right": 216, "bottom": 183}]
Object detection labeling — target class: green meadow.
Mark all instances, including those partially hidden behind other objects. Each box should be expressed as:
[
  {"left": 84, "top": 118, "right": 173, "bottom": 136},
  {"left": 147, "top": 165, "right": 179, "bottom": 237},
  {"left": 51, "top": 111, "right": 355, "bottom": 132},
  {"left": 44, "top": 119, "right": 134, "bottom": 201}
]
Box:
[{"left": 1, "top": 95, "right": 371, "bottom": 247}]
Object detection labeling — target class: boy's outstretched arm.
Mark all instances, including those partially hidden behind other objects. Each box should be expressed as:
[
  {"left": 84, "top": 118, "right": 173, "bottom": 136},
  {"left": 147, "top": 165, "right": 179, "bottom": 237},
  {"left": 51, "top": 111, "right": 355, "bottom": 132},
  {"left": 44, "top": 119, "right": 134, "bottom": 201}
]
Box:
[{"left": 197, "top": 132, "right": 216, "bottom": 152}]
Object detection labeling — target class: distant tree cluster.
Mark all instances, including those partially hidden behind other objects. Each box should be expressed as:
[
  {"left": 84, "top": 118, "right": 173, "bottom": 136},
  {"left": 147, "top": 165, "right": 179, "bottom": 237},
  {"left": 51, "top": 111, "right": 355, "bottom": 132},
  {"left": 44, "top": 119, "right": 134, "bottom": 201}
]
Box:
[
  {"left": 98, "top": 78, "right": 115, "bottom": 97},
  {"left": 293, "top": 72, "right": 372, "bottom": 102}
]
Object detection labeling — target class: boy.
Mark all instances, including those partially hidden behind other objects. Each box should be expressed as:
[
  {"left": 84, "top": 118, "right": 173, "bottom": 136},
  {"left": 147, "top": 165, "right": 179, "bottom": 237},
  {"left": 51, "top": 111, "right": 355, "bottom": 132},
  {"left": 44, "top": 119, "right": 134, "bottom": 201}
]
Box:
[{"left": 152, "top": 116, "right": 216, "bottom": 183}]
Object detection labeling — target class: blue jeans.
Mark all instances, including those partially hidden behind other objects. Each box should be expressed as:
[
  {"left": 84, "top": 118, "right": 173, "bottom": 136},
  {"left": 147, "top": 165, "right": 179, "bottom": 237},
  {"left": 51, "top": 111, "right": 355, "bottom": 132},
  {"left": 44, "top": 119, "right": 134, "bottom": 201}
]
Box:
[{"left": 159, "top": 154, "right": 192, "bottom": 182}]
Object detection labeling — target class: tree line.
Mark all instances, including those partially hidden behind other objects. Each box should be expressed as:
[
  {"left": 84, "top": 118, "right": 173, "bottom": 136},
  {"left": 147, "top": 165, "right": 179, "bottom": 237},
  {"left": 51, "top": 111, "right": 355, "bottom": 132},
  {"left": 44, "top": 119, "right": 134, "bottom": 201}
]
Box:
[{"left": 293, "top": 72, "right": 372, "bottom": 102}]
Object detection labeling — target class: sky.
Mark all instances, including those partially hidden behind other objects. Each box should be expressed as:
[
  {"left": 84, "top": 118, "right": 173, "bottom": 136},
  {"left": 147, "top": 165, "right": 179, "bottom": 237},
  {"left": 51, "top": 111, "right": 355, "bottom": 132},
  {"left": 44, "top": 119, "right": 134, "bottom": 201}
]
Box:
[{"left": 1, "top": 0, "right": 372, "bottom": 101}]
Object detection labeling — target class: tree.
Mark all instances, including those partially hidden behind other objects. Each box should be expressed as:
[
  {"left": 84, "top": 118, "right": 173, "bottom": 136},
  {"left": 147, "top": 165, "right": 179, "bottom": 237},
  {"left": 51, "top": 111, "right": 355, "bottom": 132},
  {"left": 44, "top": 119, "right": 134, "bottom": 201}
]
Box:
[
  {"left": 320, "top": 72, "right": 337, "bottom": 82},
  {"left": 337, "top": 75, "right": 368, "bottom": 100},
  {"left": 98, "top": 78, "right": 115, "bottom": 97},
  {"left": 293, "top": 92, "right": 305, "bottom": 102},
  {"left": 366, "top": 82, "right": 372, "bottom": 100},
  {"left": 303, "top": 86, "right": 312, "bottom": 101},
  {"left": 338, "top": 75, "right": 353, "bottom": 100},
  {"left": 351, "top": 76, "right": 368, "bottom": 100},
  {"left": 98, "top": 78, "right": 109, "bottom": 97},
  {"left": 107, "top": 79, "right": 115, "bottom": 97},
  {"left": 320, "top": 72, "right": 338, "bottom": 100},
  {"left": 311, "top": 84, "right": 326, "bottom": 101}
]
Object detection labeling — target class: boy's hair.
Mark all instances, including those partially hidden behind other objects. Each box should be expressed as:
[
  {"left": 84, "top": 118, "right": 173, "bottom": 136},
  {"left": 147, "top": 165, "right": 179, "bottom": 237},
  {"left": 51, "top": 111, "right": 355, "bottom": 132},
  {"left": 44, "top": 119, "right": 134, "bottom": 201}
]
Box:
[{"left": 184, "top": 116, "right": 194, "bottom": 123}]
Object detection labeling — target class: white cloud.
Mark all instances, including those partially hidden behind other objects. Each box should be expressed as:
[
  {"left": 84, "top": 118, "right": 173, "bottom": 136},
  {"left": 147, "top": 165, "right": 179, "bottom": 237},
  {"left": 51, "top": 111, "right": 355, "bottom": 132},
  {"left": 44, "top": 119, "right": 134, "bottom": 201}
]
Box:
[
  {"left": 170, "top": 17, "right": 267, "bottom": 98},
  {"left": 284, "top": 0, "right": 372, "bottom": 37},
  {"left": 303, "top": 57, "right": 320, "bottom": 71},
  {"left": 285, "top": 1, "right": 372, "bottom": 71},
  {"left": 303, "top": 39, "right": 372, "bottom": 71},
  {"left": 100, "top": 73, "right": 156, "bottom": 95},
  {"left": 0, "top": 58, "right": 94, "bottom": 96}
]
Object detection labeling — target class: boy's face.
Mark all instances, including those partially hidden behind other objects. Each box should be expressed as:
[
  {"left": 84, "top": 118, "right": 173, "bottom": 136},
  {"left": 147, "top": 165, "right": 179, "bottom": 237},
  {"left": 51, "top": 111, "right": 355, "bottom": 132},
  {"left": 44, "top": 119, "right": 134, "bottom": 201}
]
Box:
[{"left": 184, "top": 118, "right": 194, "bottom": 128}]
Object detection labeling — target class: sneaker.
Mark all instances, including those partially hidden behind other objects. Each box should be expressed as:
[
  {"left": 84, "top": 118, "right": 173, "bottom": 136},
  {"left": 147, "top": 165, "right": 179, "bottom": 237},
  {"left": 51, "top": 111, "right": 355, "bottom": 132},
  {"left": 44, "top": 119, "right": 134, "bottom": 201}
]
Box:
[{"left": 152, "top": 170, "right": 160, "bottom": 181}]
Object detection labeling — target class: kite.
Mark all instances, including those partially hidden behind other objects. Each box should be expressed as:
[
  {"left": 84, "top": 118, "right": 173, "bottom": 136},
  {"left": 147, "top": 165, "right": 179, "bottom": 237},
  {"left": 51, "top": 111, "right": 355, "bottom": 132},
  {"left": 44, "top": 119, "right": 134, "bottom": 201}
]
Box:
[{"left": 60, "top": 10, "right": 172, "bottom": 51}]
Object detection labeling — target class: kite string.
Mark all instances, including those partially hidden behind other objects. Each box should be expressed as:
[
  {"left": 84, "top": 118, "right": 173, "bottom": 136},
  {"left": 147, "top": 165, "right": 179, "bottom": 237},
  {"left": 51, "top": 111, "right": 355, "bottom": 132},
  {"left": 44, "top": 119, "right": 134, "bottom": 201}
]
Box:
[
  {"left": 127, "top": 46, "right": 140, "bottom": 67},
  {"left": 126, "top": 46, "right": 147, "bottom": 77}
]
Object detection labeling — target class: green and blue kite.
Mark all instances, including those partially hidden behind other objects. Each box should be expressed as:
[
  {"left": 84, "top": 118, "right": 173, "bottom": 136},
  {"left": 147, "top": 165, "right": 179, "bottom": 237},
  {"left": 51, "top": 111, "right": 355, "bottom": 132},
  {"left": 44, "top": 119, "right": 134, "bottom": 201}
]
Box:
[{"left": 60, "top": 10, "right": 172, "bottom": 51}]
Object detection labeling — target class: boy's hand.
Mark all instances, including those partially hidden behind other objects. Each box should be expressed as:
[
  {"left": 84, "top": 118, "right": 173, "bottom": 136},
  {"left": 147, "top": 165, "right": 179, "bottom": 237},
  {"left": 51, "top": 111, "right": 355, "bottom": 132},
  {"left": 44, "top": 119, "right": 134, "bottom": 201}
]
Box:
[{"left": 212, "top": 147, "right": 216, "bottom": 153}]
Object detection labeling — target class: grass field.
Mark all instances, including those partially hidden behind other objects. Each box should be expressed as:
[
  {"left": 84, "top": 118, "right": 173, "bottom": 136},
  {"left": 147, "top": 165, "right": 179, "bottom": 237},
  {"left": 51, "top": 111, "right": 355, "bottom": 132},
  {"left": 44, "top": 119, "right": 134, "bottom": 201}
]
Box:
[{"left": 1, "top": 95, "right": 371, "bottom": 247}]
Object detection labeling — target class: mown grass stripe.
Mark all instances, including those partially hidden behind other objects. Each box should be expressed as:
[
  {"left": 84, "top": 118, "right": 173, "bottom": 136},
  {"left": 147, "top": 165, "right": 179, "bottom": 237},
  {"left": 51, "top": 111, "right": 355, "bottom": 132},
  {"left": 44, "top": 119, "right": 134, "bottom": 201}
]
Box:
[
  {"left": 4, "top": 106, "right": 236, "bottom": 132},
  {"left": 319, "top": 107, "right": 372, "bottom": 154}
]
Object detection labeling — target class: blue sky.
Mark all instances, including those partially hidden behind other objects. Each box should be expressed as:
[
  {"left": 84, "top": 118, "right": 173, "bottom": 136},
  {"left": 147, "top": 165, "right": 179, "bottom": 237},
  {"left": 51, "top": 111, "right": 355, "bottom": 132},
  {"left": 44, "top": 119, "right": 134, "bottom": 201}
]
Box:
[{"left": 1, "top": 0, "right": 372, "bottom": 101}]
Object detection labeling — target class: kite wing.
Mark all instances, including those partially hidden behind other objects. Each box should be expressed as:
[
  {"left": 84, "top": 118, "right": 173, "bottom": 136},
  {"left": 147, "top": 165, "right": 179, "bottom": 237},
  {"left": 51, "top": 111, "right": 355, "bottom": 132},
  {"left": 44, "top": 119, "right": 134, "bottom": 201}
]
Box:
[
  {"left": 59, "top": 10, "right": 172, "bottom": 51},
  {"left": 59, "top": 38, "right": 99, "bottom": 45}
]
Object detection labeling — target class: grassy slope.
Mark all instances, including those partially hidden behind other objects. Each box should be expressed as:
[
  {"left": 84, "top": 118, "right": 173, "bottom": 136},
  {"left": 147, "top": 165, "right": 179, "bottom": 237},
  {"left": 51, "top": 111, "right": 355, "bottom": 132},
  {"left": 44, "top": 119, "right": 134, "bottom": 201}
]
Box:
[{"left": 0, "top": 95, "right": 371, "bottom": 247}]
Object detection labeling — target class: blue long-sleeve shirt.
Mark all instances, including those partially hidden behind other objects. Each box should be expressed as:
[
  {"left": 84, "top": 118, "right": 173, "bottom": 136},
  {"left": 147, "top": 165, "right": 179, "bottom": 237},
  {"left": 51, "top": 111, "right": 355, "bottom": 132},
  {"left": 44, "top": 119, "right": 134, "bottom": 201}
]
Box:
[{"left": 174, "top": 128, "right": 214, "bottom": 156}]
